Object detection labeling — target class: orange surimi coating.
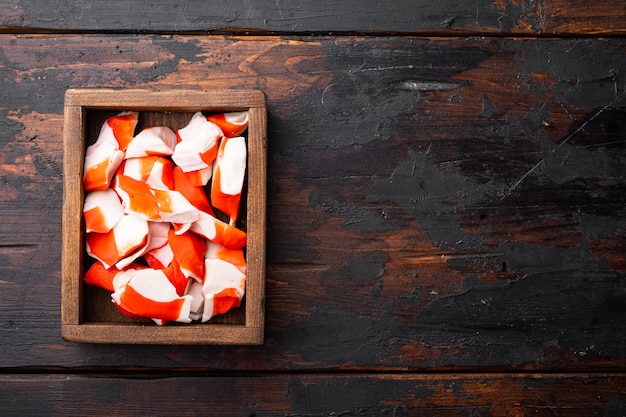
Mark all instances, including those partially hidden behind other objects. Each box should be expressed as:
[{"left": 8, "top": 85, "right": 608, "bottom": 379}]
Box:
[
  {"left": 206, "top": 111, "right": 249, "bottom": 137},
  {"left": 173, "top": 166, "right": 213, "bottom": 214},
  {"left": 84, "top": 261, "right": 117, "bottom": 292},
  {"left": 163, "top": 259, "right": 191, "bottom": 296},
  {"left": 106, "top": 111, "right": 139, "bottom": 150},
  {"left": 168, "top": 229, "right": 206, "bottom": 281},
  {"left": 115, "top": 174, "right": 161, "bottom": 220}
]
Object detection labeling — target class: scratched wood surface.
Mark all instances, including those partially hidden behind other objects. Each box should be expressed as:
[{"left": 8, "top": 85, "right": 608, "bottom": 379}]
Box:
[
  {"left": 2, "top": 0, "right": 626, "bottom": 35},
  {"left": 1, "top": 1, "right": 625, "bottom": 416}
]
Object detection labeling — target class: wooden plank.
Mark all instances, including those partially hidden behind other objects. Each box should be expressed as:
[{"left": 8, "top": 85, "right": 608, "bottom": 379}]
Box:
[
  {"left": 0, "top": 34, "right": 625, "bottom": 369},
  {"left": 1, "top": 0, "right": 626, "bottom": 36},
  {"left": 0, "top": 373, "right": 625, "bottom": 416}
]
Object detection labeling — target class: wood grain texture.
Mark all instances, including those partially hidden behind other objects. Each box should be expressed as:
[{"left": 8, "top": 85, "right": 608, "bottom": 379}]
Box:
[
  {"left": 1, "top": 0, "right": 626, "bottom": 36},
  {"left": 0, "top": 34, "right": 625, "bottom": 371},
  {"left": 0, "top": 373, "right": 625, "bottom": 416}
]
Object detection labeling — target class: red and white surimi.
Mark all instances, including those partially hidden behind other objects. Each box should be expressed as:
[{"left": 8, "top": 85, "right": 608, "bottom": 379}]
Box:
[
  {"left": 201, "top": 258, "right": 246, "bottom": 322},
  {"left": 125, "top": 126, "right": 177, "bottom": 158},
  {"left": 83, "top": 189, "right": 125, "bottom": 233},
  {"left": 83, "top": 110, "right": 250, "bottom": 323},
  {"left": 207, "top": 111, "right": 249, "bottom": 137},
  {"left": 172, "top": 111, "right": 223, "bottom": 172},
  {"left": 111, "top": 268, "right": 193, "bottom": 324},
  {"left": 83, "top": 111, "right": 138, "bottom": 191},
  {"left": 190, "top": 210, "right": 247, "bottom": 249},
  {"left": 211, "top": 136, "right": 246, "bottom": 224},
  {"left": 86, "top": 213, "right": 149, "bottom": 269},
  {"left": 120, "top": 156, "right": 175, "bottom": 190}
]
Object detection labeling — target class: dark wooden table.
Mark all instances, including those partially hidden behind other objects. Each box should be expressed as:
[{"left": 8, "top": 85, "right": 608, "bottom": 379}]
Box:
[{"left": 1, "top": 1, "right": 626, "bottom": 415}]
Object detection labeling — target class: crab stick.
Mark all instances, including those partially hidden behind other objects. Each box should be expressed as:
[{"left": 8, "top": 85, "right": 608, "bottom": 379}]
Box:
[
  {"left": 84, "top": 261, "right": 146, "bottom": 292},
  {"left": 190, "top": 210, "right": 247, "bottom": 249},
  {"left": 86, "top": 213, "right": 149, "bottom": 269},
  {"left": 201, "top": 258, "right": 246, "bottom": 321},
  {"left": 173, "top": 166, "right": 213, "bottom": 214},
  {"left": 83, "top": 189, "right": 125, "bottom": 233},
  {"left": 207, "top": 111, "right": 249, "bottom": 137},
  {"left": 84, "top": 140, "right": 125, "bottom": 191},
  {"left": 211, "top": 136, "right": 246, "bottom": 224},
  {"left": 120, "top": 156, "right": 175, "bottom": 190},
  {"left": 105, "top": 111, "right": 139, "bottom": 150},
  {"left": 114, "top": 174, "right": 161, "bottom": 221},
  {"left": 163, "top": 258, "right": 192, "bottom": 296},
  {"left": 167, "top": 229, "right": 206, "bottom": 281},
  {"left": 125, "top": 126, "right": 177, "bottom": 158},
  {"left": 205, "top": 241, "right": 247, "bottom": 275},
  {"left": 152, "top": 188, "right": 199, "bottom": 224},
  {"left": 184, "top": 166, "right": 212, "bottom": 187},
  {"left": 144, "top": 242, "right": 174, "bottom": 269},
  {"left": 172, "top": 111, "right": 222, "bottom": 172},
  {"left": 111, "top": 268, "right": 193, "bottom": 323}
]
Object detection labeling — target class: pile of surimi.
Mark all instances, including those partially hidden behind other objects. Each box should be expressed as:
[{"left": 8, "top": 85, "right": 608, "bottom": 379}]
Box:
[{"left": 82, "top": 110, "right": 249, "bottom": 325}]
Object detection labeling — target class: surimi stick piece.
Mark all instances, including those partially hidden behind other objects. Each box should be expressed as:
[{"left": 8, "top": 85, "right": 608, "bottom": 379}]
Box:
[
  {"left": 86, "top": 213, "right": 149, "bottom": 269},
  {"left": 83, "top": 189, "right": 125, "bottom": 233},
  {"left": 125, "top": 126, "right": 177, "bottom": 158},
  {"left": 84, "top": 261, "right": 146, "bottom": 292},
  {"left": 211, "top": 136, "right": 246, "bottom": 224},
  {"left": 173, "top": 166, "right": 214, "bottom": 214},
  {"left": 84, "top": 140, "right": 124, "bottom": 191},
  {"left": 201, "top": 258, "right": 246, "bottom": 322},
  {"left": 189, "top": 210, "right": 247, "bottom": 250},
  {"left": 172, "top": 112, "right": 222, "bottom": 172},
  {"left": 106, "top": 111, "right": 139, "bottom": 150},
  {"left": 207, "top": 111, "right": 249, "bottom": 137},
  {"left": 167, "top": 229, "right": 206, "bottom": 282},
  {"left": 111, "top": 268, "right": 193, "bottom": 323},
  {"left": 205, "top": 241, "right": 247, "bottom": 275},
  {"left": 121, "top": 156, "right": 175, "bottom": 190},
  {"left": 83, "top": 111, "right": 138, "bottom": 190}
]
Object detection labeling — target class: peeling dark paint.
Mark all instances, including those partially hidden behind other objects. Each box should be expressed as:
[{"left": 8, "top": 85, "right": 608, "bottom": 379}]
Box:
[
  {"left": 366, "top": 148, "right": 492, "bottom": 250},
  {"left": 519, "top": 40, "right": 626, "bottom": 108}
]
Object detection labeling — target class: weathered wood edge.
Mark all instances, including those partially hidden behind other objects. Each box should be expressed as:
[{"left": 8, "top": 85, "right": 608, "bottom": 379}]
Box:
[
  {"left": 61, "top": 101, "right": 84, "bottom": 327},
  {"left": 245, "top": 104, "right": 267, "bottom": 338},
  {"left": 63, "top": 89, "right": 267, "bottom": 110}
]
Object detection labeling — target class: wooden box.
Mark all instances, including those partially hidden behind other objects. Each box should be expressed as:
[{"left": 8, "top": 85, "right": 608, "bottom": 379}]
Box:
[{"left": 61, "top": 89, "right": 266, "bottom": 344}]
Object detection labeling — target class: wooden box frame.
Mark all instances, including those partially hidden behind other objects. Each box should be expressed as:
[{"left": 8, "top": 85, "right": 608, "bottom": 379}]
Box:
[{"left": 61, "top": 89, "right": 266, "bottom": 344}]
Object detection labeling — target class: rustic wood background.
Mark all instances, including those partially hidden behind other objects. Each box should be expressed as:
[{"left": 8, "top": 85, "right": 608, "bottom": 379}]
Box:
[{"left": 1, "top": 0, "right": 625, "bottom": 415}]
